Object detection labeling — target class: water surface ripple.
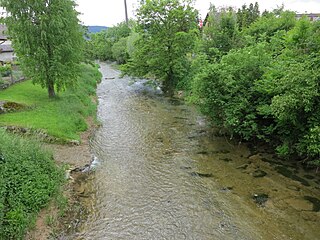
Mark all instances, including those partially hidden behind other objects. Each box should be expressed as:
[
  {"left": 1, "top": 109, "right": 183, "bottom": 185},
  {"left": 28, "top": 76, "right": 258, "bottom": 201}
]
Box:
[{"left": 68, "top": 63, "right": 320, "bottom": 240}]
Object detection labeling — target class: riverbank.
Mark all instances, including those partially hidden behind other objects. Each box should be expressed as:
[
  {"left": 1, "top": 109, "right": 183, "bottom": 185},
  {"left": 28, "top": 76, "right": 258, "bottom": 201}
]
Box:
[
  {"left": 64, "top": 62, "right": 320, "bottom": 240},
  {"left": 0, "top": 63, "right": 102, "bottom": 239},
  {"left": 25, "top": 118, "right": 97, "bottom": 240}
]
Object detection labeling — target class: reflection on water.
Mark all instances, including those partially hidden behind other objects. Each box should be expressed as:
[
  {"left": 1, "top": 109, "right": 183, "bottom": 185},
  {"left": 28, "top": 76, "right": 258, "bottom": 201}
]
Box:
[{"left": 65, "top": 63, "right": 320, "bottom": 240}]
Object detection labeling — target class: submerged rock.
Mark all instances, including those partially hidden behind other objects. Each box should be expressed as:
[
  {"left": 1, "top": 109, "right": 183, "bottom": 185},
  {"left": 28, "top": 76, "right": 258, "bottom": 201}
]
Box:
[
  {"left": 287, "top": 185, "right": 300, "bottom": 191},
  {"left": 291, "top": 175, "right": 310, "bottom": 187},
  {"left": 252, "top": 170, "right": 267, "bottom": 178},
  {"left": 190, "top": 172, "right": 213, "bottom": 178},
  {"left": 252, "top": 193, "right": 269, "bottom": 206},
  {"left": 285, "top": 198, "right": 314, "bottom": 211},
  {"left": 275, "top": 166, "right": 310, "bottom": 186},
  {"left": 304, "top": 196, "right": 320, "bottom": 212},
  {"left": 196, "top": 151, "right": 209, "bottom": 155},
  {"left": 236, "top": 164, "right": 249, "bottom": 170},
  {"left": 219, "top": 158, "right": 232, "bottom": 162},
  {"left": 303, "top": 175, "right": 315, "bottom": 180},
  {"left": 220, "top": 186, "right": 233, "bottom": 192},
  {"left": 180, "top": 166, "right": 192, "bottom": 170}
]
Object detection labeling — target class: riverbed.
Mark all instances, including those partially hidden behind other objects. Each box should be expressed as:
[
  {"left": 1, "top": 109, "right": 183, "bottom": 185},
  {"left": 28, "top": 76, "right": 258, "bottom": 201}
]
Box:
[{"left": 63, "top": 63, "right": 320, "bottom": 240}]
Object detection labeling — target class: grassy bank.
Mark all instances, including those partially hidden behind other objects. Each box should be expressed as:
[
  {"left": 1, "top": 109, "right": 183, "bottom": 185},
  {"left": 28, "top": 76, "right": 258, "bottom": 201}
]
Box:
[
  {"left": 0, "top": 130, "right": 64, "bottom": 239},
  {"left": 0, "top": 63, "right": 102, "bottom": 239},
  {"left": 0, "top": 63, "right": 102, "bottom": 142}
]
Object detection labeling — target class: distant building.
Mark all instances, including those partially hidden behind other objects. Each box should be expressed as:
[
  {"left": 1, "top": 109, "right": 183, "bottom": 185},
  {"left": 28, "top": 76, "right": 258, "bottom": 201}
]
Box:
[
  {"left": 296, "top": 13, "right": 320, "bottom": 21},
  {"left": 0, "top": 24, "right": 14, "bottom": 63}
]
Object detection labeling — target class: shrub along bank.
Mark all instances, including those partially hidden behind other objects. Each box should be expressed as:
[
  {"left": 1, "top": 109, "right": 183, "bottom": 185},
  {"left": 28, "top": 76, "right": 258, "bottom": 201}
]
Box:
[
  {"left": 0, "top": 130, "right": 64, "bottom": 239},
  {"left": 0, "top": 63, "right": 102, "bottom": 239}
]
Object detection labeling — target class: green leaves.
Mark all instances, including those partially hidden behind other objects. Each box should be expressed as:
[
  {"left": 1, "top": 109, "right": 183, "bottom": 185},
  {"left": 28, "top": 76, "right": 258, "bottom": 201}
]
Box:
[
  {"left": 190, "top": 11, "right": 320, "bottom": 163},
  {"left": 0, "top": 130, "right": 64, "bottom": 239},
  {"left": 1, "top": 0, "right": 84, "bottom": 98},
  {"left": 123, "top": 0, "right": 199, "bottom": 95},
  {"left": 87, "top": 22, "right": 132, "bottom": 61}
]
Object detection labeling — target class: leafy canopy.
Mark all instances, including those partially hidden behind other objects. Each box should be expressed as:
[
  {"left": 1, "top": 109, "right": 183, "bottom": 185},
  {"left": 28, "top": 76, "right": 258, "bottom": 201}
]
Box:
[
  {"left": 0, "top": 0, "right": 84, "bottom": 98},
  {"left": 122, "top": 0, "right": 199, "bottom": 95}
]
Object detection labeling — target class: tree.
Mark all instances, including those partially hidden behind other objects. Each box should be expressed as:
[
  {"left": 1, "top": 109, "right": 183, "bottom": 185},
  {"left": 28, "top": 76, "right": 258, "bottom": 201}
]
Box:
[
  {"left": 0, "top": 0, "right": 84, "bottom": 98},
  {"left": 122, "top": 0, "right": 199, "bottom": 96},
  {"left": 203, "top": 6, "right": 240, "bottom": 59},
  {"left": 112, "top": 37, "right": 129, "bottom": 64},
  {"left": 88, "top": 21, "right": 131, "bottom": 61},
  {"left": 244, "top": 10, "right": 296, "bottom": 43},
  {"left": 236, "top": 2, "right": 260, "bottom": 30}
]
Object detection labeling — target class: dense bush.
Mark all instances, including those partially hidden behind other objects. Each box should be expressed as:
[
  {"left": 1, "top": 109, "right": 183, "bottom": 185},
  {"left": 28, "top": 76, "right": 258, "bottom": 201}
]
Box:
[
  {"left": 190, "top": 10, "right": 320, "bottom": 164},
  {"left": 112, "top": 37, "right": 129, "bottom": 64},
  {"left": 0, "top": 64, "right": 12, "bottom": 77},
  {"left": 0, "top": 130, "right": 64, "bottom": 239},
  {"left": 191, "top": 43, "right": 272, "bottom": 140}
]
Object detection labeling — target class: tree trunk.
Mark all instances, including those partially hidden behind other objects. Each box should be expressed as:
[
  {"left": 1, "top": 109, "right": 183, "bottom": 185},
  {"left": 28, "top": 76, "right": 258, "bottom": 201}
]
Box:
[
  {"left": 48, "top": 81, "right": 55, "bottom": 98},
  {"left": 163, "top": 69, "right": 175, "bottom": 97}
]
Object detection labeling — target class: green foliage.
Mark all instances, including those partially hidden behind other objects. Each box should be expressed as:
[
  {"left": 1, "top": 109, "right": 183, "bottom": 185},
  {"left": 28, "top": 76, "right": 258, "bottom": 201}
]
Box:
[
  {"left": 88, "top": 31, "right": 113, "bottom": 61},
  {"left": 202, "top": 6, "right": 240, "bottom": 59},
  {"left": 0, "top": 64, "right": 102, "bottom": 141},
  {"left": 112, "top": 37, "right": 129, "bottom": 64},
  {"left": 122, "top": 0, "right": 199, "bottom": 95},
  {"left": 1, "top": 0, "right": 84, "bottom": 98},
  {"left": 0, "top": 64, "right": 12, "bottom": 77},
  {"left": 126, "top": 32, "right": 140, "bottom": 58},
  {"left": 190, "top": 8, "right": 320, "bottom": 164},
  {"left": 244, "top": 11, "right": 296, "bottom": 43},
  {"left": 0, "top": 130, "right": 64, "bottom": 239},
  {"left": 87, "top": 22, "right": 131, "bottom": 61},
  {"left": 191, "top": 43, "right": 272, "bottom": 140},
  {"left": 236, "top": 2, "right": 260, "bottom": 30},
  {"left": 256, "top": 19, "right": 320, "bottom": 159}
]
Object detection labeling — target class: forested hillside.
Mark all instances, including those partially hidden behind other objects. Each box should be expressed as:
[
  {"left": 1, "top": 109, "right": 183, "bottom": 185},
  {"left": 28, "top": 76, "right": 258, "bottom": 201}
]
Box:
[{"left": 87, "top": 26, "right": 108, "bottom": 34}]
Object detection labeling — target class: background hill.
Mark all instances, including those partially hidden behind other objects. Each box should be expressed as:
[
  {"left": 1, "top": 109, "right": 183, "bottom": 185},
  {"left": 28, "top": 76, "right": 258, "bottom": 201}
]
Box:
[{"left": 87, "top": 26, "right": 108, "bottom": 33}]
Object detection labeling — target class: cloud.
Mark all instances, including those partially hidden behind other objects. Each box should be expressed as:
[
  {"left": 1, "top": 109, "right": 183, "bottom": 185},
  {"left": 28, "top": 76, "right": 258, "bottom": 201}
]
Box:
[{"left": 76, "top": 0, "right": 320, "bottom": 27}]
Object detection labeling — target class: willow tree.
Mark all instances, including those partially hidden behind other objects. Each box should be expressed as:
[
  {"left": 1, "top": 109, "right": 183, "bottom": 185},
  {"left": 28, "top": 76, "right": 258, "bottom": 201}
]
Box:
[
  {"left": 123, "top": 0, "right": 198, "bottom": 96},
  {"left": 0, "top": 0, "right": 84, "bottom": 98}
]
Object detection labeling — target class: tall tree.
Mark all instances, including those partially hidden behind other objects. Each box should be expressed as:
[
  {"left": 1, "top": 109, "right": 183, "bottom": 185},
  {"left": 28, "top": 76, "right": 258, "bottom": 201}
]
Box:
[
  {"left": 237, "top": 2, "right": 260, "bottom": 30},
  {"left": 122, "top": 0, "right": 198, "bottom": 96},
  {"left": 0, "top": 0, "right": 84, "bottom": 98},
  {"left": 203, "top": 6, "right": 239, "bottom": 58}
]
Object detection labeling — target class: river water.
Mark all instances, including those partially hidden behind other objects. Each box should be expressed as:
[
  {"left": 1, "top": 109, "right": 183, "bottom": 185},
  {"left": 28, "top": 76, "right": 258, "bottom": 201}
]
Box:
[{"left": 65, "top": 63, "right": 320, "bottom": 240}]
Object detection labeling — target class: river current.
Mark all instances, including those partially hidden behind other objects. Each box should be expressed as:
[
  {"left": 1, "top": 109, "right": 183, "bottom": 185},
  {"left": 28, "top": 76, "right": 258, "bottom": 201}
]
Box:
[{"left": 65, "top": 63, "right": 320, "bottom": 240}]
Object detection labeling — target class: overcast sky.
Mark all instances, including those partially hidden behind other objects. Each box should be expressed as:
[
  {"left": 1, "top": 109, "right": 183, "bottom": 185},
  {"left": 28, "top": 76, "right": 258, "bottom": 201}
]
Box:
[{"left": 75, "top": 0, "right": 320, "bottom": 27}]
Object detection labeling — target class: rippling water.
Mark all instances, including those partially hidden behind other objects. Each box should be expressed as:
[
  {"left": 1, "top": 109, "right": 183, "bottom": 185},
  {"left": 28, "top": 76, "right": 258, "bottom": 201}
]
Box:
[{"left": 65, "top": 63, "right": 320, "bottom": 240}]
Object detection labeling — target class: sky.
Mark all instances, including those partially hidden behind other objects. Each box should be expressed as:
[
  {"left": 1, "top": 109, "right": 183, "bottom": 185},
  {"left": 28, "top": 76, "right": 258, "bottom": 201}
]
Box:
[{"left": 75, "top": 0, "right": 320, "bottom": 27}]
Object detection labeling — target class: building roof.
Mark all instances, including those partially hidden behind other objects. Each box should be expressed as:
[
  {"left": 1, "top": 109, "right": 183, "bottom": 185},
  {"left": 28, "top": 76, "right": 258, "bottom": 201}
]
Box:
[
  {"left": 0, "top": 25, "right": 8, "bottom": 40},
  {"left": 296, "top": 13, "right": 320, "bottom": 17},
  {"left": 0, "top": 44, "right": 13, "bottom": 53},
  {"left": 296, "top": 13, "right": 320, "bottom": 21}
]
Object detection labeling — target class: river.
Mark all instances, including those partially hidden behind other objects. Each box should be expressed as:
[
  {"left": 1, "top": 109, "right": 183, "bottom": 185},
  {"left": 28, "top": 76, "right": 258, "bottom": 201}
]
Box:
[{"left": 64, "top": 63, "right": 320, "bottom": 240}]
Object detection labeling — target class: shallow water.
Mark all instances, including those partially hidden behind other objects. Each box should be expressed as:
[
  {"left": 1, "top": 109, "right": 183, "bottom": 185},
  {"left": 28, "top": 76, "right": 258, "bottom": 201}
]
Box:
[{"left": 65, "top": 63, "right": 320, "bottom": 240}]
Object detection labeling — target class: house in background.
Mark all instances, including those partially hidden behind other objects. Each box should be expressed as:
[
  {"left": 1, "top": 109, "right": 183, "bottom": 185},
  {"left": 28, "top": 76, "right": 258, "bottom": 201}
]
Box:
[
  {"left": 0, "top": 24, "right": 14, "bottom": 63},
  {"left": 296, "top": 13, "right": 320, "bottom": 21}
]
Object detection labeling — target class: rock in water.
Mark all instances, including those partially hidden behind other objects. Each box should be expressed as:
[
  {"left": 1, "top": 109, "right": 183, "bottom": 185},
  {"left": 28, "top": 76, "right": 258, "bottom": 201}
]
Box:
[
  {"left": 252, "top": 169, "right": 267, "bottom": 178},
  {"left": 253, "top": 193, "right": 269, "bottom": 206}
]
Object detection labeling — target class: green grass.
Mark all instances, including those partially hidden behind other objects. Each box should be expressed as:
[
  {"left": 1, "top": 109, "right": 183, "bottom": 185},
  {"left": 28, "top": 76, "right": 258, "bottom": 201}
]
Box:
[
  {"left": 0, "top": 64, "right": 102, "bottom": 142},
  {"left": 0, "top": 129, "right": 64, "bottom": 239},
  {"left": 0, "top": 63, "right": 102, "bottom": 239}
]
